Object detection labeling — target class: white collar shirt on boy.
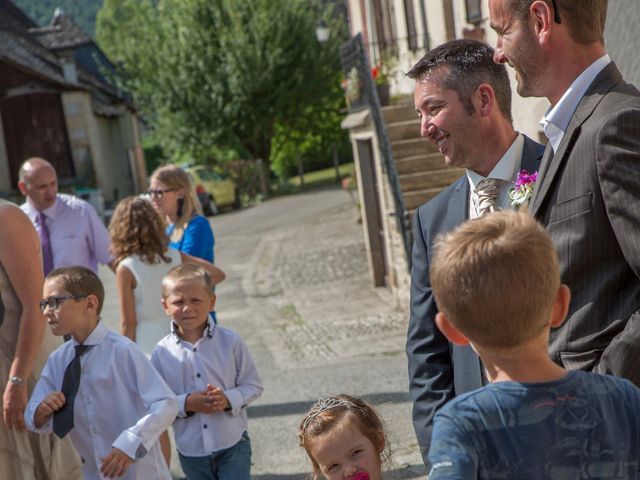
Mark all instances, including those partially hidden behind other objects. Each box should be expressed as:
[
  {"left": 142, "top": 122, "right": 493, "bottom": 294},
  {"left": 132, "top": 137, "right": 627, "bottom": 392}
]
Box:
[
  {"left": 25, "top": 322, "right": 178, "bottom": 480},
  {"left": 150, "top": 316, "right": 264, "bottom": 456}
]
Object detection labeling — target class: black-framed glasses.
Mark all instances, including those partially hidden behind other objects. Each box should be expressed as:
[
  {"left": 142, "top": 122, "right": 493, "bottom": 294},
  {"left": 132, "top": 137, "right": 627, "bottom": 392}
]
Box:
[
  {"left": 550, "top": 0, "right": 561, "bottom": 24},
  {"left": 147, "top": 188, "right": 177, "bottom": 198},
  {"left": 39, "top": 295, "right": 86, "bottom": 312}
]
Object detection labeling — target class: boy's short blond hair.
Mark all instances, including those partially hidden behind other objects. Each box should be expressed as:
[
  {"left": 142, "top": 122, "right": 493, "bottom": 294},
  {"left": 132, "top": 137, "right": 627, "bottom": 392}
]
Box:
[
  {"left": 430, "top": 211, "right": 559, "bottom": 348},
  {"left": 46, "top": 266, "right": 105, "bottom": 315},
  {"left": 162, "top": 263, "right": 213, "bottom": 298}
]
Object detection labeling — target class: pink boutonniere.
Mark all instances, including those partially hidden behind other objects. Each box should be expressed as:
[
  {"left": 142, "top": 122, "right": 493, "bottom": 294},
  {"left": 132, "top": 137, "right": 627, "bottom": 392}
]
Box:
[{"left": 509, "top": 170, "right": 538, "bottom": 210}]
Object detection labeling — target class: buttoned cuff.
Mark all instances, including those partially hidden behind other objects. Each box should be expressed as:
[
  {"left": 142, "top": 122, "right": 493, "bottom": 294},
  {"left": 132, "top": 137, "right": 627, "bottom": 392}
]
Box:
[
  {"left": 25, "top": 403, "right": 52, "bottom": 433},
  {"left": 112, "top": 430, "right": 144, "bottom": 460},
  {"left": 224, "top": 389, "right": 243, "bottom": 416},
  {"left": 178, "top": 393, "right": 194, "bottom": 418}
]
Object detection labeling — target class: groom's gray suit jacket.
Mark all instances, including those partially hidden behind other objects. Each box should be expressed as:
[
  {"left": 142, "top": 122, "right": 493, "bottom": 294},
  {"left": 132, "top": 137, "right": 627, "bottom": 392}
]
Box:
[
  {"left": 407, "top": 135, "right": 544, "bottom": 463},
  {"left": 530, "top": 62, "right": 640, "bottom": 384}
]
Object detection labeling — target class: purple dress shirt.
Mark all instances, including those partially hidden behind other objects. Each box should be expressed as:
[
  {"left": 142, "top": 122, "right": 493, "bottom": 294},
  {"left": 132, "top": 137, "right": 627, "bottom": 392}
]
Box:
[{"left": 21, "top": 194, "right": 111, "bottom": 273}]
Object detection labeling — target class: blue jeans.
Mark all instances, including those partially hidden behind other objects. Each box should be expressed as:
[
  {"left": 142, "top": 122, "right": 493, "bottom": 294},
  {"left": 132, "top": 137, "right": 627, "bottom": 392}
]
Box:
[{"left": 178, "top": 432, "right": 251, "bottom": 480}]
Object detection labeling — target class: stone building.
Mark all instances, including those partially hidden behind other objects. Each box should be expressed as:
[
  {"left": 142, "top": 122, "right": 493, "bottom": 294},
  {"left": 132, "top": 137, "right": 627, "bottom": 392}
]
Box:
[{"left": 0, "top": 1, "right": 146, "bottom": 212}]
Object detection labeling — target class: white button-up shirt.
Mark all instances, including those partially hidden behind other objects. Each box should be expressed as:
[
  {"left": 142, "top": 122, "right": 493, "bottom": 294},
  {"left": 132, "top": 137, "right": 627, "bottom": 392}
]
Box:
[
  {"left": 541, "top": 54, "right": 611, "bottom": 153},
  {"left": 151, "top": 318, "right": 263, "bottom": 456},
  {"left": 466, "top": 133, "right": 525, "bottom": 218},
  {"left": 26, "top": 322, "right": 178, "bottom": 480},
  {"left": 21, "top": 193, "right": 112, "bottom": 273}
]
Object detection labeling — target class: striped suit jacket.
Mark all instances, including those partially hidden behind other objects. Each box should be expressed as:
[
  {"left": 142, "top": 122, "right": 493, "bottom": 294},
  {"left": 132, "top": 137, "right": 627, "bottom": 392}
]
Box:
[{"left": 530, "top": 62, "right": 640, "bottom": 385}]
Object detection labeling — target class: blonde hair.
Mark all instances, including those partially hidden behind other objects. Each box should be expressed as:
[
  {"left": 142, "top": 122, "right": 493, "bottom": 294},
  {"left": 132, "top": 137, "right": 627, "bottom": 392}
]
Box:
[
  {"left": 430, "top": 211, "right": 559, "bottom": 348},
  {"left": 161, "top": 263, "right": 213, "bottom": 298},
  {"left": 109, "top": 196, "right": 171, "bottom": 266},
  {"left": 150, "top": 164, "right": 202, "bottom": 242},
  {"left": 298, "top": 394, "right": 390, "bottom": 479}
]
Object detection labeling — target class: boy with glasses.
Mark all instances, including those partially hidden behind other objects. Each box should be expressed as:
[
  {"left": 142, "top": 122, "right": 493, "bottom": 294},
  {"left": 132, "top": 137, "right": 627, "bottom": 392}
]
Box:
[{"left": 26, "top": 266, "right": 178, "bottom": 479}]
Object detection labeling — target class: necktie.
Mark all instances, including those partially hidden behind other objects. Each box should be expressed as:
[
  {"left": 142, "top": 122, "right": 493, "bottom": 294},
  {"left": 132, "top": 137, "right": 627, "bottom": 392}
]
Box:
[
  {"left": 473, "top": 178, "right": 501, "bottom": 217},
  {"left": 36, "top": 211, "right": 54, "bottom": 276},
  {"left": 53, "top": 344, "right": 91, "bottom": 438}
]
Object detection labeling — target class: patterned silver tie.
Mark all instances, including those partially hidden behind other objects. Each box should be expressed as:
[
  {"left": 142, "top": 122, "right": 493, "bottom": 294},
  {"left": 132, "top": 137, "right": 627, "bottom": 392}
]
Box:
[{"left": 473, "top": 178, "right": 501, "bottom": 216}]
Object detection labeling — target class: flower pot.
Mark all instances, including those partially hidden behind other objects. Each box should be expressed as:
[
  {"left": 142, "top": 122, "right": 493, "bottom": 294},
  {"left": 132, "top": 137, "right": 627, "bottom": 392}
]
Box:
[{"left": 376, "top": 83, "right": 390, "bottom": 106}]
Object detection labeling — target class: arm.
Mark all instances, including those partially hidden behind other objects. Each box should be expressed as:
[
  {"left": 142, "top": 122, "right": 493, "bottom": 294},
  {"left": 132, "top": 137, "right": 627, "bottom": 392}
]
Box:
[
  {"left": 34, "top": 391, "right": 66, "bottom": 428},
  {"left": 221, "top": 335, "right": 263, "bottom": 415},
  {"left": 406, "top": 209, "right": 455, "bottom": 463},
  {"left": 85, "top": 201, "right": 114, "bottom": 270},
  {"left": 593, "top": 107, "right": 640, "bottom": 382},
  {"left": 180, "top": 252, "right": 225, "bottom": 285},
  {"left": 25, "top": 357, "right": 60, "bottom": 433},
  {"left": 115, "top": 265, "right": 137, "bottom": 342},
  {"left": 112, "top": 347, "right": 178, "bottom": 460},
  {"left": 427, "top": 412, "right": 478, "bottom": 479},
  {"left": 0, "top": 205, "right": 46, "bottom": 430}
]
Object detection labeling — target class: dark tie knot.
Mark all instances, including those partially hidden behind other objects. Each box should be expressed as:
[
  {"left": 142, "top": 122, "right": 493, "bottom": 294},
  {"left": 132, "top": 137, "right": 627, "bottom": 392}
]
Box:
[{"left": 74, "top": 344, "right": 91, "bottom": 357}]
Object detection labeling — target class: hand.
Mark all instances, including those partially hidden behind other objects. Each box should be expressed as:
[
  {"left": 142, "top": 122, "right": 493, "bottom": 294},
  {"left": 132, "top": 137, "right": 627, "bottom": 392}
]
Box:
[
  {"left": 3, "top": 381, "right": 28, "bottom": 430},
  {"left": 100, "top": 448, "right": 133, "bottom": 478},
  {"left": 205, "top": 384, "right": 230, "bottom": 412},
  {"left": 34, "top": 391, "right": 66, "bottom": 428}
]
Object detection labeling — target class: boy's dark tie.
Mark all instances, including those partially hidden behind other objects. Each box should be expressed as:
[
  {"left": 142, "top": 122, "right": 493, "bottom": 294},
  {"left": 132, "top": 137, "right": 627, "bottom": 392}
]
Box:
[{"left": 53, "top": 344, "right": 91, "bottom": 438}]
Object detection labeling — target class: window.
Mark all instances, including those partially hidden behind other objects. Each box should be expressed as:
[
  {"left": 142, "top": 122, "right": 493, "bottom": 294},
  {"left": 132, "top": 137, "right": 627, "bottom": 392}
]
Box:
[{"left": 465, "top": 0, "right": 482, "bottom": 25}]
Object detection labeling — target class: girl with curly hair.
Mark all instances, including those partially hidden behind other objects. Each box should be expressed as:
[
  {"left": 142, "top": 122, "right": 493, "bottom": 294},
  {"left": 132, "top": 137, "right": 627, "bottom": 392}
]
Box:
[{"left": 109, "top": 196, "right": 225, "bottom": 355}]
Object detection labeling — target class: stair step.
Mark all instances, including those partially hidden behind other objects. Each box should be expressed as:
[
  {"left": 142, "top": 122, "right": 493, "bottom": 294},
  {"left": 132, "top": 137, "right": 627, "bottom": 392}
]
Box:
[
  {"left": 387, "top": 119, "right": 421, "bottom": 142},
  {"left": 391, "top": 138, "right": 438, "bottom": 159},
  {"left": 383, "top": 102, "right": 419, "bottom": 123},
  {"left": 395, "top": 153, "right": 446, "bottom": 174},
  {"left": 399, "top": 168, "right": 464, "bottom": 192},
  {"left": 403, "top": 187, "right": 448, "bottom": 210}
]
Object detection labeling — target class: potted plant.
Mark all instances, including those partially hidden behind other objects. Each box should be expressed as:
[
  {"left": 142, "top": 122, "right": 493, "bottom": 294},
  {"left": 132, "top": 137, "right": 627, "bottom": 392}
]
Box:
[{"left": 371, "top": 50, "right": 397, "bottom": 106}]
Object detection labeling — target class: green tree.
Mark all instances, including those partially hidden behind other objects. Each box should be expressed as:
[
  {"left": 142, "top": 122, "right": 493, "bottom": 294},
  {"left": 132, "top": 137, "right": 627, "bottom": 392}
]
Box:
[{"left": 96, "top": 0, "right": 344, "bottom": 196}]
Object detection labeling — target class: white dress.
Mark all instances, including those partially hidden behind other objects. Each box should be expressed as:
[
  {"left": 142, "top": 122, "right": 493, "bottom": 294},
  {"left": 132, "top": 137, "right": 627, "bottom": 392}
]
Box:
[{"left": 119, "top": 248, "right": 181, "bottom": 355}]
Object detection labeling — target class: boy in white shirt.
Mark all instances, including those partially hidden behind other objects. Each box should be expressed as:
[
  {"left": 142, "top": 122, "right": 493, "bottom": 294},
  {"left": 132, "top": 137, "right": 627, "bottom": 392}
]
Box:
[
  {"left": 151, "top": 264, "right": 263, "bottom": 480},
  {"left": 25, "top": 266, "right": 178, "bottom": 480}
]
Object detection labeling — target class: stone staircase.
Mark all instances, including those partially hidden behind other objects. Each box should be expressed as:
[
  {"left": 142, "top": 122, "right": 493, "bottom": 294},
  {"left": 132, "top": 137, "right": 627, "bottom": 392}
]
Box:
[{"left": 383, "top": 101, "right": 464, "bottom": 221}]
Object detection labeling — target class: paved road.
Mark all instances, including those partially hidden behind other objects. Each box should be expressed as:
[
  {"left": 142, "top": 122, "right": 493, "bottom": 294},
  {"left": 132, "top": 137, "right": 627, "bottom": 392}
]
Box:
[{"left": 101, "top": 185, "right": 426, "bottom": 479}]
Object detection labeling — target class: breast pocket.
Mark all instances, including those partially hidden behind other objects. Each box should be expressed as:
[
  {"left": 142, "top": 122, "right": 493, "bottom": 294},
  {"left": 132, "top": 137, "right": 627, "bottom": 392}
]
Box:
[{"left": 548, "top": 192, "right": 593, "bottom": 224}]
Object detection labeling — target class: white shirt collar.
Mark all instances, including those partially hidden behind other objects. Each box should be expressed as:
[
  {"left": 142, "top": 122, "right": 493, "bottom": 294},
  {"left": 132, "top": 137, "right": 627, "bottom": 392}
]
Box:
[
  {"left": 466, "top": 133, "right": 524, "bottom": 189},
  {"left": 541, "top": 54, "right": 611, "bottom": 152}
]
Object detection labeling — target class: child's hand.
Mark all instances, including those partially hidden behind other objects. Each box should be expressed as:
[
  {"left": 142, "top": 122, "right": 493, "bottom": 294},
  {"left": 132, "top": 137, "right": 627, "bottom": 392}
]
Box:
[
  {"left": 34, "top": 391, "right": 66, "bottom": 428},
  {"left": 100, "top": 447, "right": 133, "bottom": 478},
  {"left": 206, "top": 384, "right": 230, "bottom": 412},
  {"left": 186, "top": 390, "right": 217, "bottom": 414}
]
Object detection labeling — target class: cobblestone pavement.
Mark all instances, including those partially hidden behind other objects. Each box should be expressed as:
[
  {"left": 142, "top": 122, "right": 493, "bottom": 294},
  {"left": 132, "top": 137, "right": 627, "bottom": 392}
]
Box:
[{"left": 102, "top": 186, "right": 426, "bottom": 479}]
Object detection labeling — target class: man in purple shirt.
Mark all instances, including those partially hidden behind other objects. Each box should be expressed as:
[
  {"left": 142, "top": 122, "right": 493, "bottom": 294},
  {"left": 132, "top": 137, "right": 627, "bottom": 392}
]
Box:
[{"left": 18, "top": 157, "right": 112, "bottom": 275}]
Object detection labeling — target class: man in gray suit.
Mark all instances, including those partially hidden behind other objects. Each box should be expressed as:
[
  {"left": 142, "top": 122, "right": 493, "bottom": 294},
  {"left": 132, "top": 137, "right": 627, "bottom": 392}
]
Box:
[
  {"left": 489, "top": 0, "right": 640, "bottom": 384},
  {"left": 406, "top": 39, "right": 544, "bottom": 465}
]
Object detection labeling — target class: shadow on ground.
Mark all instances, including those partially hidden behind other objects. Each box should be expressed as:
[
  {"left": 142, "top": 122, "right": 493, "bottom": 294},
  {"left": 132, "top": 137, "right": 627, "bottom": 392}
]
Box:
[{"left": 248, "top": 391, "right": 411, "bottom": 419}]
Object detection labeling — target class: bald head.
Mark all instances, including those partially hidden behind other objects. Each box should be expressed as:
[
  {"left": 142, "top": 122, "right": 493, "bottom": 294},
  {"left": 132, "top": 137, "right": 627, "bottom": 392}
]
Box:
[{"left": 18, "top": 157, "right": 58, "bottom": 211}]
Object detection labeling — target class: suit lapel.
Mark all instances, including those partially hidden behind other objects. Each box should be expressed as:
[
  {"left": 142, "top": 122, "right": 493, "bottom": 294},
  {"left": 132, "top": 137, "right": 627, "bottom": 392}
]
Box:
[
  {"left": 530, "top": 63, "right": 623, "bottom": 217},
  {"left": 447, "top": 178, "right": 470, "bottom": 226}
]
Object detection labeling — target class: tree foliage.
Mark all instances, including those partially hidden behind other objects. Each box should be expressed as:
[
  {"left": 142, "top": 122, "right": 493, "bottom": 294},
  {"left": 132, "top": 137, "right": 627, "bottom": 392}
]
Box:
[{"left": 96, "top": 0, "right": 347, "bottom": 192}]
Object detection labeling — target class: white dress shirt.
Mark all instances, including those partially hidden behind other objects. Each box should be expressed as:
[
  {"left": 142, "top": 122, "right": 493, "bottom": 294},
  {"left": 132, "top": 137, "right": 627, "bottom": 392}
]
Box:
[
  {"left": 21, "top": 193, "right": 112, "bottom": 273},
  {"left": 151, "top": 317, "right": 264, "bottom": 456},
  {"left": 466, "top": 133, "right": 525, "bottom": 218},
  {"left": 541, "top": 54, "right": 611, "bottom": 153},
  {"left": 26, "top": 322, "right": 178, "bottom": 480}
]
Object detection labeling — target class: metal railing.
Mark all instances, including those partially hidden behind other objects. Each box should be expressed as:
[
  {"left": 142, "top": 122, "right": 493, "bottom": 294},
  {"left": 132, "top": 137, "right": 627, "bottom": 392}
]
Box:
[{"left": 340, "top": 33, "right": 412, "bottom": 271}]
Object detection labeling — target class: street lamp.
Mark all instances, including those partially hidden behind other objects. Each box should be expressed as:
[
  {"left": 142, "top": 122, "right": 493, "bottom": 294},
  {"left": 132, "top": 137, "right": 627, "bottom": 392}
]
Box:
[{"left": 315, "top": 20, "right": 330, "bottom": 44}]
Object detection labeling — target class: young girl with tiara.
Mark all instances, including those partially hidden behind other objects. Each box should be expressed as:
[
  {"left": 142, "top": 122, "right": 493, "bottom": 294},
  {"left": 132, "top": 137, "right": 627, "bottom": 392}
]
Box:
[
  {"left": 299, "top": 394, "right": 390, "bottom": 480},
  {"left": 109, "top": 196, "right": 225, "bottom": 356}
]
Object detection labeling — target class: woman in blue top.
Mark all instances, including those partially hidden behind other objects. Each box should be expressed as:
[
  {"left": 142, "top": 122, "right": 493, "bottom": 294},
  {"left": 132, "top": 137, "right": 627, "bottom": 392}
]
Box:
[{"left": 149, "top": 165, "right": 215, "bottom": 263}]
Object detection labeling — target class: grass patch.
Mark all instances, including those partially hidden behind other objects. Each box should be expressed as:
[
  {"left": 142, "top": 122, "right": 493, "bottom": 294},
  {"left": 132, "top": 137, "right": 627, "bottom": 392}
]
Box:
[{"left": 289, "top": 163, "right": 354, "bottom": 187}]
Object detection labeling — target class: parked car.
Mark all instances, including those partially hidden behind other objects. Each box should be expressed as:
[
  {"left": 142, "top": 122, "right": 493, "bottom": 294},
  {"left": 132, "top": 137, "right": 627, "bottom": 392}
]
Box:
[{"left": 181, "top": 164, "right": 240, "bottom": 216}]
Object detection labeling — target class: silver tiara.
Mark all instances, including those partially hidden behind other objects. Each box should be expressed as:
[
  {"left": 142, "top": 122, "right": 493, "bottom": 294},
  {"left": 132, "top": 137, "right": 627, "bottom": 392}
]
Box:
[{"left": 301, "top": 397, "right": 358, "bottom": 434}]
